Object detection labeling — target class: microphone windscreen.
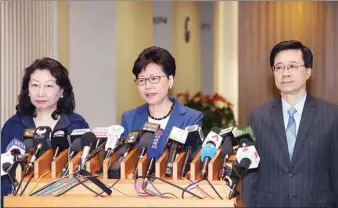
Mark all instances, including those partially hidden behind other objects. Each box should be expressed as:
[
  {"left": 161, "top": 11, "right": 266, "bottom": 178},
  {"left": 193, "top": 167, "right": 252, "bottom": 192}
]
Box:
[
  {"left": 239, "top": 138, "right": 254, "bottom": 147},
  {"left": 23, "top": 139, "right": 34, "bottom": 151},
  {"left": 81, "top": 132, "right": 97, "bottom": 149},
  {"left": 33, "top": 126, "right": 52, "bottom": 150},
  {"left": 70, "top": 138, "right": 83, "bottom": 153},
  {"left": 220, "top": 137, "right": 233, "bottom": 157},
  {"left": 138, "top": 132, "right": 153, "bottom": 149},
  {"left": 125, "top": 129, "right": 141, "bottom": 144},
  {"left": 239, "top": 158, "right": 251, "bottom": 170},
  {"left": 51, "top": 129, "right": 69, "bottom": 151},
  {"left": 210, "top": 127, "right": 221, "bottom": 134}
]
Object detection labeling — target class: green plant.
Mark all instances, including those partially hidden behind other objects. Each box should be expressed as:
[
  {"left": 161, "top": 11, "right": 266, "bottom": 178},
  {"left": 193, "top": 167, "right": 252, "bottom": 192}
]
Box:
[{"left": 177, "top": 92, "right": 236, "bottom": 136}]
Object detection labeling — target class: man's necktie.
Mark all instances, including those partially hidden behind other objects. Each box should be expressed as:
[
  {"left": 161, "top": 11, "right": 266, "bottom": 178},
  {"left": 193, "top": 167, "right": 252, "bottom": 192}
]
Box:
[{"left": 286, "top": 107, "right": 297, "bottom": 160}]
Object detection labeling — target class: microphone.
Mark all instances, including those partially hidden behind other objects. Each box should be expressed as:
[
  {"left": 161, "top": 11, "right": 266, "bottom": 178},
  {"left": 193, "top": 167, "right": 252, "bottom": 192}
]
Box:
[
  {"left": 165, "top": 127, "right": 188, "bottom": 177},
  {"left": 142, "top": 129, "right": 166, "bottom": 188},
  {"left": 132, "top": 128, "right": 155, "bottom": 178},
  {"left": 104, "top": 125, "right": 124, "bottom": 159},
  {"left": 70, "top": 128, "right": 91, "bottom": 142},
  {"left": 218, "top": 126, "right": 236, "bottom": 179},
  {"left": 1, "top": 138, "right": 27, "bottom": 177},
  {"left": 233, "top": 126, "right": 256, "bottom": 147},
  {"left": 235, "top": 145, "right": 260, "bottom": 169},
  {"left": 1, "top": 138, "right": 26, "bottom": 186},
  {"left": 219, "top": 126, "right": 237, "bottom": 146},
  {"left": 200, "top": 143, "right": 217, "bottom": 179},
  {"left": 79, "top": 132, "right": 97, "bottom": 170},
  {"left": 137, "top": 122, "right": 160, "bottom": 157},
  {"left": 22, "top": 129, "right": 35, "bottom": 141},
  {"left": 6, "top": 138, "right": 26, "bottom": 156},
  {"left": 116, "top": 129, "right": 141, "bottom": 163},
  {"left": 25, "top": 143, "right": 43, "bottom": 174},
  {"left": 33, "top": 126, "right": 52, "bottom": 147},
  {"left": 202, "top": 127, "right": 223, "bottom": 149},
  {"left": 94, "top": 126, "right": 124, "bottom": 175},
  {"left": 60, "top": 137, "right": 83, "bottom": 176},
  {"left": 180, "top": 125, "right": 204, "bottom": 177},
  {"left": 200, "top": 127, "right": 222, "bottom": 179},
  {"left": 25, "top": 127, "right": 52, "bottom": 174},
  {"left": 91, "top": 127, "right": 109, "bottom": 148},
  {"left": 23, "top": 139, "right": 35, "bottom": 156},
  {"left": 219, "top": 134, "right": 233, "bottom": 179},
  {"left": 50, "top": 129, "right": 69, "bottom": 161}
]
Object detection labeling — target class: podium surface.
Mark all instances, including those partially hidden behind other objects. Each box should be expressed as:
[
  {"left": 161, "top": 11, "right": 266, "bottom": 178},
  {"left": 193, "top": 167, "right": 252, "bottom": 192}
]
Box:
[{"left": 4, "top": 179, "right": 236, "bottom": 207}]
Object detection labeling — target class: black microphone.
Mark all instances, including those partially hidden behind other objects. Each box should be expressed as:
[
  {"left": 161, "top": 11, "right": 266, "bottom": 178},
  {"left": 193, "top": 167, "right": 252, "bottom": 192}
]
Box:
[
  {"left": 132, "top": 122, "right": 160, "bottom": 178},
  {"left": 233, "top": 126, "right": 256, "bottom": 147},
  {"left": 60, "top": 137, "right": 83, "bottom": 176},
  {"left": 142, "top": 128, "right": 167, "bottom": 188},
  {"left": 51, "top": 129, "right": 69, "bottom": 161},
  {"left": 22, "top": 129, "right": 35, "bottom": 141},
  {"left": 217, "top": 126, "right": 236, "bottom": 179},
  {"left": 165, "top": 127, "right": 188, "bottom": 177},
  {"left": 119, "top": 129, "right": 141, "bottom": 160},
  {"left": 2, "top": 162, "right": 19, "bottom": 186},
  {"left": 1, "top": 138, "right": 27, "bottom": 186},
  {"left": 219, "top": 135, "right": 233, "bottom": 179},
  {"left": 224, "top": 158, "right": 253, "bottom": 200},
  {"left": 33, "top": 126, "right": 52, "bottom": 148},
  {"left": 181, "top": 125, "right": 204, "bottom": 177},
  {"left": 79, "top": 132, "right": 97, "bottom": 170},
  {"left": 25, "top": 127, "right": 52, "bottom": 174},
  {"left": 70, "top": 128, "right": 91, "bottom": 142},
  {"left": 23, "top": 139, "right": 35, "bottom": 161}
]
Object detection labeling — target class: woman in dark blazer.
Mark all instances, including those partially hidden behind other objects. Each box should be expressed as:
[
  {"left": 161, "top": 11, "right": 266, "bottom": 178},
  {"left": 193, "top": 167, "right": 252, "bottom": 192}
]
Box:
[
  {"left": 121, "top": 46, "right": 203, "bottom": 141},
  {"left": 1, "top": 58, "right": 89, "bottom": 199}
]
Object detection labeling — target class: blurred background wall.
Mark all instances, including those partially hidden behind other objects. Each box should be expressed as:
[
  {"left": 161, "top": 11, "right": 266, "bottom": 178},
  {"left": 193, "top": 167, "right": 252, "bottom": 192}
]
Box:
[{"left": 1, "top": 1, "right": 338, "bottom": 129}]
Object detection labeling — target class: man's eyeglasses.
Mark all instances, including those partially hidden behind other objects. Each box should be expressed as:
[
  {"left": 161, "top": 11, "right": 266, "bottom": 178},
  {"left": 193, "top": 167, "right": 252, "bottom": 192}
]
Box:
[
  {"left": 134, "top": 75, "right": 167, "bottom": 86},
  {"left": 272, "top": 63, "right": 305, "bottom": 74}
]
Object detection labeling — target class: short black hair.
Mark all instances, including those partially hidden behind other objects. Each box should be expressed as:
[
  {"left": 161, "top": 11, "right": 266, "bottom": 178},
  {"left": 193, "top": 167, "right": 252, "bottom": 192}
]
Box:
[
  {"left": 270, "top": 40, "right": 313, "bottom": 70},
  {"left": 16, "top": 57, "right": 75, "bottom": 119},
  {"left": 132, "top": 46, "right": 176, "bottom": 78}
]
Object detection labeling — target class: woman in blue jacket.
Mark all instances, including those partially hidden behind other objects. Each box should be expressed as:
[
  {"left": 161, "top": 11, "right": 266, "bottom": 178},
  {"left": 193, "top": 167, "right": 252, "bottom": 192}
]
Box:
[
  {"left": 121, "top": 46, "right": 203, "bottom": 141},
  {"left": 1, "top": 57, "right": 89, "bottom": 199}
]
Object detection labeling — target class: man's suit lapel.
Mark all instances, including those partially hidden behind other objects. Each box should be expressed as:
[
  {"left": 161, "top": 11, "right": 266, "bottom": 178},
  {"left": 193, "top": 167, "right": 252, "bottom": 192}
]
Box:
[
  {"left": 271, "top": 99, "right": 290, "bottom": 164},
  {"left": 291, "top": 95, "right": 317, "bottom": 163}
]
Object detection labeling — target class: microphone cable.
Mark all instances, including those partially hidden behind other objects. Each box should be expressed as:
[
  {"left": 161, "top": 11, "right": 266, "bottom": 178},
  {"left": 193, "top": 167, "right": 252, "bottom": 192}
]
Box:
[
  {"left": 181, "top": 172, "right": 213, "bottom": 199},
  {"left": 137, "top": 175, "right": 203, "bottom": 199},
  {"left": 13, "top": 166, "right": 32, "bottom": 196},
  {"left": 19, "top": 173, "right": 34, "bottom": 196},
  {"left": 149, "top": 180, "right": 178, "bottom": 199},
  {"left": 27, "top": 170, "right": 51, "bottom": 195},
  {"left": 29, "top": 169, "right": 79, "bottom": 196},
  {"left": 181, "top": 178, "right": 223, "bottom": 200}
]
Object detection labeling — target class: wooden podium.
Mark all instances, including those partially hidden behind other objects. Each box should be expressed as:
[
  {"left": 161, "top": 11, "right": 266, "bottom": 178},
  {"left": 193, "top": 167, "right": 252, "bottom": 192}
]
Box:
[{"left": 5, "top": 146, "right": 243, "bottom": 207}]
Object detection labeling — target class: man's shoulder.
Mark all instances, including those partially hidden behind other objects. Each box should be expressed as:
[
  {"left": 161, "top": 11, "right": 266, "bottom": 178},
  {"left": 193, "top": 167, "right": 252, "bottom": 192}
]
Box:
[
  {"left": 313, "top": 96, "right": 338, "bottom": 110},
  {"left": 251, "top": 98, "right": 279, "bottom": 114}
]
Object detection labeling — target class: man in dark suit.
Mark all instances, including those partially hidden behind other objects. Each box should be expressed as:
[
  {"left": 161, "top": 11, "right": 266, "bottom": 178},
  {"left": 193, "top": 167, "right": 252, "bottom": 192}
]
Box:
[{"left": 241, "top": 40, "right": 338, "bottom": 207}]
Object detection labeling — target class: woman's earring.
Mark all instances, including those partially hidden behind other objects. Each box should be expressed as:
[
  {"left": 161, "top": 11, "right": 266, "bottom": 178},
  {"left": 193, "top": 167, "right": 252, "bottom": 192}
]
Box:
[
  {"left": 169, "top": 85, "right": 172, "bottom": 90},
  {"left": 61, "top": 94, "right": 63, "bottom": 98}
]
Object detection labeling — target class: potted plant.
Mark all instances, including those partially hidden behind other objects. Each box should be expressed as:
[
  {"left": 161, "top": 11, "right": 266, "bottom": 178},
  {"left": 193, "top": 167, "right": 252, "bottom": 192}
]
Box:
[{"left": 177, "top": 92, "right": 236, "bottom": 136}]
